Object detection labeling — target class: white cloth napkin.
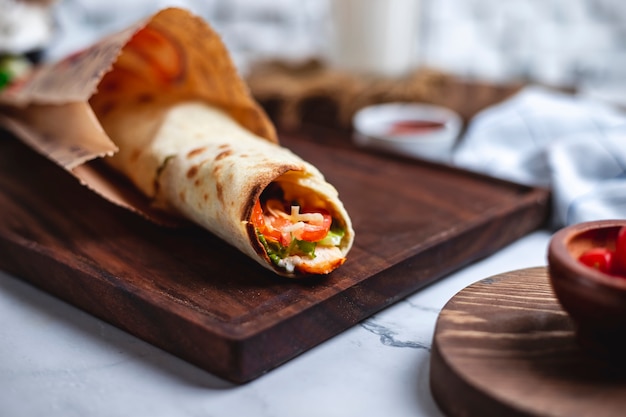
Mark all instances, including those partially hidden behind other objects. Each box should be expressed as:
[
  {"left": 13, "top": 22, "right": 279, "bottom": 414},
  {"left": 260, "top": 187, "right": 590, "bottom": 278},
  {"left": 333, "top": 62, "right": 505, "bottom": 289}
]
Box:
[{"left": 452, "top": 85, "right": 626, "bottom": 227}]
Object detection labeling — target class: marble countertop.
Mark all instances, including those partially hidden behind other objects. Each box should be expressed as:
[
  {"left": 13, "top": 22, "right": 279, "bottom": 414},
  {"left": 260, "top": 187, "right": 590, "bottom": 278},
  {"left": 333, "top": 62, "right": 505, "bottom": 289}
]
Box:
[{"left": 0, "top": 229, "right": 552, "bottom": 417}]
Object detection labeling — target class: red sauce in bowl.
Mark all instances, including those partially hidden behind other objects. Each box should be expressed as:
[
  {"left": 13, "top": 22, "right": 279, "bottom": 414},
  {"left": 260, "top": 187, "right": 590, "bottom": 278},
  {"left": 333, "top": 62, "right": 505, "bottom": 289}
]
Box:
[{"left": 387, "top": 120, "right": 445, "bottom": 136}]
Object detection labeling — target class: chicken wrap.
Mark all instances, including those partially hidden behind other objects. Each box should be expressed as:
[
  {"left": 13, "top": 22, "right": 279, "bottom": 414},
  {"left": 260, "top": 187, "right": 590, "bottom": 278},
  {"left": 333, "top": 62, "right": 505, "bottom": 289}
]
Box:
[
  {"left": 0, "top": 7, "right": 354, "bottom": 278},
  {"left": 92, "top": 98, "right": 354, "bottom": 277}
]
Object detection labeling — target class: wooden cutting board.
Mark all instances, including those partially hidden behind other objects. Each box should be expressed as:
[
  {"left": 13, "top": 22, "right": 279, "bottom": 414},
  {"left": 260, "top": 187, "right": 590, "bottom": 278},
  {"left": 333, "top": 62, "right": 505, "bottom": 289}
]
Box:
[
  {"left": 0, "top": 126, "right": 549, "bottom": 383},
  {"left": 430, "top": 267, "right": 626, "bottom": 417}
]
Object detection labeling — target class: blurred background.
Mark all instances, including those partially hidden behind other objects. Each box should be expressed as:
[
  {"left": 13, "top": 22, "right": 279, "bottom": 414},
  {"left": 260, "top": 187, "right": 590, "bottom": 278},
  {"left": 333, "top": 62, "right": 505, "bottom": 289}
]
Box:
[
  {"left": 23, "top": 0, "right": 625, "bottom": 94},
  {"left": 2, "top": 0, "right": 626, "bottom": 112}
]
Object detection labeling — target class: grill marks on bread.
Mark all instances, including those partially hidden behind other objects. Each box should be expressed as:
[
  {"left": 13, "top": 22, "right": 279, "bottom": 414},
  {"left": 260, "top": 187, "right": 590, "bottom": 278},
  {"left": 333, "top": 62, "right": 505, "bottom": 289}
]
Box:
[{"left": 174, "top": 143, "right": 236, "bottom": 205}]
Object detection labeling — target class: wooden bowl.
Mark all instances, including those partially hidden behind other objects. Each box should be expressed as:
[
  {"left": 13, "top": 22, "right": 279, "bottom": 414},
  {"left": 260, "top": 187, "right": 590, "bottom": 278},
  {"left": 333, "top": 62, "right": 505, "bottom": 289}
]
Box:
[{"left": 548, "top": 219, "right": 626, "bottom": 358}]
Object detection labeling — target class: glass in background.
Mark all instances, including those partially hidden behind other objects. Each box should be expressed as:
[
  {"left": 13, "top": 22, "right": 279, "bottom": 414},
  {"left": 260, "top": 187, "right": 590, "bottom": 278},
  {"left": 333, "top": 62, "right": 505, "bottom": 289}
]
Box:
[{"left": 324, "top": 0, "right": 422, "bottom": 78}]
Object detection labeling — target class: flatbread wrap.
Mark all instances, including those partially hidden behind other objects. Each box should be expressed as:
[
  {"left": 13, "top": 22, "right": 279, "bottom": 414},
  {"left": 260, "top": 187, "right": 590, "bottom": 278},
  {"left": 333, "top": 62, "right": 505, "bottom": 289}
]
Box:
[
  {"left": 0, "top": 7, "right": 354, "bottom": 278},
  {"left": 91, "top": 98, "right": 354, "bottom": 277}
]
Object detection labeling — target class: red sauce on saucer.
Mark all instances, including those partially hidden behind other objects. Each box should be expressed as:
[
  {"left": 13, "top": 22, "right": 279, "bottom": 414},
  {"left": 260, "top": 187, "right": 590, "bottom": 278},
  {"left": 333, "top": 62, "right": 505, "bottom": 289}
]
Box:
[{"left": 388, "top": 120, "right": 444, "bottom": 136}]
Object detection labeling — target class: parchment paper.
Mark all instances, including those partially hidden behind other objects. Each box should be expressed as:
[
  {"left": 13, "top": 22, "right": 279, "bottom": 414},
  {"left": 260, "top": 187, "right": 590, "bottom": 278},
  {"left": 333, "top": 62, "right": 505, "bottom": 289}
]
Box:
[{"left": 0, "top": 7, "right": 276, "bottom": 224}]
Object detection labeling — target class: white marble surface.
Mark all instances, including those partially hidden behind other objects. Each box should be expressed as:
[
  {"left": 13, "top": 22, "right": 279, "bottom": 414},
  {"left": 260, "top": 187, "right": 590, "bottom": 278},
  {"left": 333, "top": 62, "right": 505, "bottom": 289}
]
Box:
[{"left": 0, "top": 230, "right": 552, "bottom": 417}]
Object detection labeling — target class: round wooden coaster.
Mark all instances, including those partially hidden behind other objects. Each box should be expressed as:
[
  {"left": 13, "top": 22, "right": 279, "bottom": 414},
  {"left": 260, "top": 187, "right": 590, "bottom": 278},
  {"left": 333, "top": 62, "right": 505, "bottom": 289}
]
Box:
[{"left": 430, "top": 267, "right": 626, "bottom": 417}]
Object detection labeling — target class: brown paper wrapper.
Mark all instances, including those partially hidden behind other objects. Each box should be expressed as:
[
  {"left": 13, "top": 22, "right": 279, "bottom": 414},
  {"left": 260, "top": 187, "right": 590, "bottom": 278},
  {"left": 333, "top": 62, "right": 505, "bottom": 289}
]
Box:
[{"left": 0, "top": 7, "right": 276, "bottom": 224}]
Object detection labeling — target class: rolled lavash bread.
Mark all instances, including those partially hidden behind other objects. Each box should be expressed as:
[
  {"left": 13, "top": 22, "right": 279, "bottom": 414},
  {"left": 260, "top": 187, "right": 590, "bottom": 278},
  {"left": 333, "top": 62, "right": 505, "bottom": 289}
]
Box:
[{"left": 95, "top": 99, "right": 354, "bottom": 277}]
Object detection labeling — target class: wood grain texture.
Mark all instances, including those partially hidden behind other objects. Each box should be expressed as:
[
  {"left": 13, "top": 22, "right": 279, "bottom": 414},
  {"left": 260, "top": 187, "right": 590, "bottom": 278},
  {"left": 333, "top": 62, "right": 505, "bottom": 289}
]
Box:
[
  {"left": 430, "top": 267, "right": 626, "bottom": 417},
  {"left": 0, "top": 126, "right": 549, "bottom": 383}
]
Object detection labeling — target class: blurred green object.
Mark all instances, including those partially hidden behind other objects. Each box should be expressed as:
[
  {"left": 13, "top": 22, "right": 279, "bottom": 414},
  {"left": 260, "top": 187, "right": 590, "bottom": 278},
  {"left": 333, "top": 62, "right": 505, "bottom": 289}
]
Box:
[
  {"left": 0, "top": 55, "right": 32, "bottom": 90},
  {"left": 0, "top": 71, "right": 9, "bottom": 89}
]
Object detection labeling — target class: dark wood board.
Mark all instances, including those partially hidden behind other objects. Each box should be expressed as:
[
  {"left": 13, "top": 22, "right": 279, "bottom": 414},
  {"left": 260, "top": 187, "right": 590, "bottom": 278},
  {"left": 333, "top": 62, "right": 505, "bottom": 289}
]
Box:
[
  {"left": 0, "top": 126, "right": 549, "bottom": 383},
  {"left": 430, "top": 267, "right": 626, "bottom": 417}
]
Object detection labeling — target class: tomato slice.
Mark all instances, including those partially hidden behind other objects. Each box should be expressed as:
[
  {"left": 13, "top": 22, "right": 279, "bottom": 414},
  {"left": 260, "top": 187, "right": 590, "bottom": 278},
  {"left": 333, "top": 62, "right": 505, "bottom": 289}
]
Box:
[
  {"left": 299, "top": 209, "right": 332, "bottom": 242},
  {"left": 251, "top": 200, "right": 333, "bottom": 245},
  {"left": 578, "top": 247, "right": 614, "bottom": 274},
  {"left": 614, "top": 226, "right": 626, "bottom": 276},
  {"left": 252, "top": 200, "right": 285, "bottom": 244},
  {"left": 265, "top": 216, "right": 293, "bottom": 245},
  {"left": 251, "top": 200, "right": 265, "bottom": 229}
]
